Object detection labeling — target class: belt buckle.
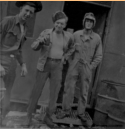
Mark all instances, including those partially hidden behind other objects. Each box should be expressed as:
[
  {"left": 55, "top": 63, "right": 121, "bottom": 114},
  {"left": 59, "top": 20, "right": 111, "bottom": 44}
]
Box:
[{"left": 10, "top": 54, "right": 14, "bottom": 58}]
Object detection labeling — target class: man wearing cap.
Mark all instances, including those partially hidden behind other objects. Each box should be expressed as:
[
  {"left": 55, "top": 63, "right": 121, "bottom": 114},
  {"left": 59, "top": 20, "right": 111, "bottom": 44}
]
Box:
[
  {"left": 0, "top": 1, "right": 42, "bottom": 124},
  {"left": 57, "top": 12, "right": 102, "bottom": 125},
  {"left": 26, "top": 11, "right": 74, "bottom": 127}
]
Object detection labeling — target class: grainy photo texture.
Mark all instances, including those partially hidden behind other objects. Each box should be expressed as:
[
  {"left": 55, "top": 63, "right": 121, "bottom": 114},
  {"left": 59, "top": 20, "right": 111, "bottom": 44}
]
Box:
[{"left": 0, "top": 1, "right": 125, "bottom": 129}]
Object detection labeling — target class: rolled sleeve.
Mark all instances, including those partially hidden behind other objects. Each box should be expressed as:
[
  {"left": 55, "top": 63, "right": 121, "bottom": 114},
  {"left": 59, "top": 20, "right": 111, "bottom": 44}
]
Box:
[{"left": 31, "top": 31, "right": 45, "bottom": 51}]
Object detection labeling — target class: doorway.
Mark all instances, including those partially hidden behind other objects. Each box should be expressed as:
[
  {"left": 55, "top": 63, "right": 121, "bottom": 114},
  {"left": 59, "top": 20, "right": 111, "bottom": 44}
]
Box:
[{"left": 57, "top": 1, "right": 111, "bottom": 107}]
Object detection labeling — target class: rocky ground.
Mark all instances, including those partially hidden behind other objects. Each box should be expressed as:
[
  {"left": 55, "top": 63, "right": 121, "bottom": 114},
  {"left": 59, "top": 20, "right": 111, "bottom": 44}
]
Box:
[{"left": 0, "top": 111, "right": 108, "bottom": 129}]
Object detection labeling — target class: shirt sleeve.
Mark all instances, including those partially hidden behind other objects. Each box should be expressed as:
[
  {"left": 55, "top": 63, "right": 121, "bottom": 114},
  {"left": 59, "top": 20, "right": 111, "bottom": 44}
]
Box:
[
  {"left": 0, "top": 17, "right": 10, "bottom": 48},
  {"left": 15, "top": 49, "right": 24, "bottom": 66},
  {"left": 64, "top": 34, "right": 75, "bottom": 60},
  {"left": 91, "top": 37, "right": 103, "bottom": 69},
  {"left": 15, "top": 37, "right": 27, "bottom": 66}
]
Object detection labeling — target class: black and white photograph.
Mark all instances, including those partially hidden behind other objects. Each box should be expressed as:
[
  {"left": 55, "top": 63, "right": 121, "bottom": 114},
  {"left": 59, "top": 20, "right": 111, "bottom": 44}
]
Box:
[{"left": 0, "top": 1, "right": 125, "bottom": 129}]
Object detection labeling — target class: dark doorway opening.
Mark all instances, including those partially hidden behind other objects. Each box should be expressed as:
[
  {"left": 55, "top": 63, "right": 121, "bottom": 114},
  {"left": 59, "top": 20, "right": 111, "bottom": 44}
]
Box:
[
  {"left": 64, "top": 1, "right": 110, "bottom": 39},
  {"left": 57, "top": 1, "right": 111, "bottom": 109}
]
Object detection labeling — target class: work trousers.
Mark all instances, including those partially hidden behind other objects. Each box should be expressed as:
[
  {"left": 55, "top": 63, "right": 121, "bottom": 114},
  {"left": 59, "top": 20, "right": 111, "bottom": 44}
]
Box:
[
  {"left": 62, "top": 61, "right": 91, "bottom": 115},
  {"left": 0, "top": 54, "right": 17, "bottom": 117},
  {"left": 27, "top": 58, "right": 62, "bottom": 116}
]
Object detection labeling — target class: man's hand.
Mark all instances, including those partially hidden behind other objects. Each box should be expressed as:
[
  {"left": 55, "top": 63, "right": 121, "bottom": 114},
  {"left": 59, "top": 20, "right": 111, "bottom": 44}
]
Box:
[
  {"left": 75, "top": 43, "right": 81, "bottom": 52},
  {"left": 88, "top": 64, "right": 93, "bottom": 71},
  {"left": 21, "top": 63, "right": 27, "bottom": 77},
  {"left": 61, "top": 56, "right": 67, "bottom": 64},
  {"left": 0, "top": 65, "right": 5, "bottom": 77},
  {"left": 40, "top": 34, "right": 50, "bottom": 46}
]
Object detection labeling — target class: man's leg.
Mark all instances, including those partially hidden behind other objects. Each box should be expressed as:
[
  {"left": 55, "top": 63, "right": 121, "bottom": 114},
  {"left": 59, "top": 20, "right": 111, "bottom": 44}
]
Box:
[
  {"left": 42, "top": 60, "right": 62, "bottom": 127},
  {"left": 27, "top": 70, "right": 49, "bottom": 119},
  {"left": 63, "top": 71, "right": 78, "bottom": 109},
  {"left": 77, "top": 63, "right": 91, "bottom": 115},
  {"left": 77, "top": 63, "right": 92, "bottom": 127},
  {"left": 47, "top": 61, "right": 62, "bottom": 116},
  {"left": 2, "top": 57, "right": 17, "bottom": 119},
  {"left": 56, "top": 63, "right": 79, "bottom": 119}
]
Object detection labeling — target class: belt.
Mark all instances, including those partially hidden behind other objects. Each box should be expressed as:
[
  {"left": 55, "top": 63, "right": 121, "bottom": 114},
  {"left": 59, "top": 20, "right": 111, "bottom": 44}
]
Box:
[{"left": 47, "top": 57, "right": 61, "bottom": 62}]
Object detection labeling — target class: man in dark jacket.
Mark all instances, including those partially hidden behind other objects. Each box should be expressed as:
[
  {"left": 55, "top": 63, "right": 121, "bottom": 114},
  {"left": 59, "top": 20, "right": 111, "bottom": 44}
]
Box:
[
  {"left": 26, "top": 11, "right": 75, "bottom": 127},
  {"left": 0, "top": 1, "right": 42, "bottom": 125}
]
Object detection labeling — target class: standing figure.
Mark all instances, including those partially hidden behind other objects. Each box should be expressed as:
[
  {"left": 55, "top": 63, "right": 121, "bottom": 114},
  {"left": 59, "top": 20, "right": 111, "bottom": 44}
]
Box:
[
  {"left": 26, "top": 11, "right": 74, "bottom": 127},
  {"left": 57, "top": 12, "right": 102, "bottom": 126},
  {"left": 0, "top": 1, "right": 42, "bottom": 125}
]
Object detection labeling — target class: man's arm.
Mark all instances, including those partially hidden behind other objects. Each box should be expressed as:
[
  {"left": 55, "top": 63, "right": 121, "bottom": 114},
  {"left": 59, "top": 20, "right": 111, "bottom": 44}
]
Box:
[
  {"left": 90, "top": 38, "right": 103, "bottom": 69},
  {"left": 0, "top": 17, "right": 10, "bottom": 76},
  {"left": 31, "top": 30, "right": 49, "bottom": 51},
  {"left": 64, "top": 34, "right": 75, "bottom": 61},
  {"left": 16, "top": 48, "right": 27, "bottom": 77},
  {"left": 16, "top": 48, "right": 25, "bottom": 66},
  {"left": 15, "top": 35, "right": 27, "bottom": 66},
  {"left": 0, "top": 17, "right": 10, "bottom": 49}
]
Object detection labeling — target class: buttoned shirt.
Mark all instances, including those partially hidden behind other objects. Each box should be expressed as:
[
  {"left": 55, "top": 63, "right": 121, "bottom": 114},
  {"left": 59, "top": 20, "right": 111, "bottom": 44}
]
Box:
[
  {"left": 0, "top": 15, "right": 27, "bottom": 65},
  {"left": 31, "top": 28, "right": 75, "bottom": 71},
  {"left": 73, "top": 29, "right": 102, "bottom": 70}
]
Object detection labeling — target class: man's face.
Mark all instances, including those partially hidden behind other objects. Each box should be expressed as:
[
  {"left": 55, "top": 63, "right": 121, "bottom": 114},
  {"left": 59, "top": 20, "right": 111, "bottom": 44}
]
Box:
[
  {"left": 84, "top": 19, "right": 94, "bottom": 30},
  {"left": 54, "top": 18, "right": 67, "bottom": 33},
  {"left": 19, "top": 5, "right": 35, "bottom": 22}
]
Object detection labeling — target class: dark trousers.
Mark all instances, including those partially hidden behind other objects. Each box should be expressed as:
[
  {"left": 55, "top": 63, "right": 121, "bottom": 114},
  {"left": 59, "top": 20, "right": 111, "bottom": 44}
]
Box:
[
  {"left": 27, "top": 58, "right": 62, "bottom": 116},
  {"left": 62, "top": 61, "right": 91, "bottom": 115},
  {"left": 0, "top": 55, "right": 17, "bottom": 117}
]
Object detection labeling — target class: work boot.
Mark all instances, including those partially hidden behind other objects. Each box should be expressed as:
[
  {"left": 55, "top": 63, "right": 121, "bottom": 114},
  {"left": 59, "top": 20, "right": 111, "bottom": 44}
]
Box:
[
  {"left": 56, "top": 109, "right": 70, "bottom": 119},
  {"left": 78, "top": 114, "right": 93, "bottom": 128},
  {"left": 23, "top": 113, "right": 32, "bottom": 127},
  {"left": 43, "top": 114, "right": 57, "bottom": 128},
  {"left": 0, "top": 115, "right": 6, "bottom": 127}
]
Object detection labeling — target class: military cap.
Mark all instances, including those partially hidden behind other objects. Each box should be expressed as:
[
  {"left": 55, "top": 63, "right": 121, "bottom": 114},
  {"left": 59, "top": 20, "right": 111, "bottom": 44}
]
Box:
[{"left": 52, "top": 11, "right": 68, "bottom": 23}]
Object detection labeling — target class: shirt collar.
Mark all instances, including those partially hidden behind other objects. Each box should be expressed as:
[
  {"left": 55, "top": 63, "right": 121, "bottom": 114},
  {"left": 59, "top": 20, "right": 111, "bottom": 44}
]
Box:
[
  {"left": 15, "top": 15, "right": 27, "bottom": 27},
  {"left": 80, "top": 29, "right": 94, "bottom": 39},
  {"left": 51, "top": 28, "right": 65, "bottom": 36}
]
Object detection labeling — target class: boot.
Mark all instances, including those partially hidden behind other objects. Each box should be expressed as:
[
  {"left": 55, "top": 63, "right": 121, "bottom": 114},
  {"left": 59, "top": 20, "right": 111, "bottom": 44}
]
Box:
[
  {"left": 78, "top": 114, "right": 93, "bottom": 128},
  {"left": 0, "top": 115, "right": 6, "bottom": 127},
  {"left": 56, "top": 109, "right": 70, "bottom": 119},
  {"left": 43, "top": 114, "right": 55, "bottom": 128},
  {"left": 23, "top": 113, "right": 32, "bottom": 127}
]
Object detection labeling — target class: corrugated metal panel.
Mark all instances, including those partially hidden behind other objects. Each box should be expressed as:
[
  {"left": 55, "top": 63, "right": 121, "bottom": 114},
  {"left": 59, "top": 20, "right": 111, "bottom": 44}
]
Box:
[
  {"left": 94, "top": 2, "right": 125, "bottom": 126},
  {"left": 98, "top": 1, "right": 125, "bottom": 90}
]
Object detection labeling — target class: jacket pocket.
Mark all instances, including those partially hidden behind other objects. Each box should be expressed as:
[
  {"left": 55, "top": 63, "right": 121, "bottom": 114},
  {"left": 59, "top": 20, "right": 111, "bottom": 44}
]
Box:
[{"left": 37, "top": 57, "right": 46, "bottom": 71}]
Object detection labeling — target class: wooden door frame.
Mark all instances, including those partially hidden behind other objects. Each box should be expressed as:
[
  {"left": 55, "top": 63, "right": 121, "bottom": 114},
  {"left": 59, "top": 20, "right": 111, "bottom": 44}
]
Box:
[{"left": 90, "top": 2, "right": 115, "bottom": 108}]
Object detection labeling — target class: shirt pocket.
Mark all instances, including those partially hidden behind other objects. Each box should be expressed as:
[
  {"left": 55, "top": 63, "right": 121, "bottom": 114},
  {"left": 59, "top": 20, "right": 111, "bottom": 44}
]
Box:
[{"left": 4, "top": 29, "right": 20, "bottom": 47}]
